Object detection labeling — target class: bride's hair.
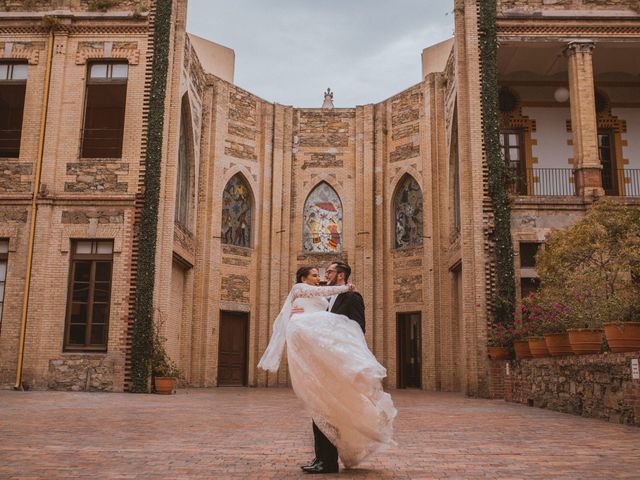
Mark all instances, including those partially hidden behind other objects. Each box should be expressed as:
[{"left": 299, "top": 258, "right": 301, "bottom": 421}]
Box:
[{"left": 295, "top": 266, "right": 316, "bottom": 284}]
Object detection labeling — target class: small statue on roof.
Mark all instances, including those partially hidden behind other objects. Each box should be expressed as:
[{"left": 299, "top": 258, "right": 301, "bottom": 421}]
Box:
[{"left": 322, "top": 88, "right": 334, "bottom": 109}]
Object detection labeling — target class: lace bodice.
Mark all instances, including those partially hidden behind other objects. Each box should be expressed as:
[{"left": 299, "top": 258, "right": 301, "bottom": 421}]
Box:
[{"left": 290, "top": 283, "right": 350, "bottom": 314}]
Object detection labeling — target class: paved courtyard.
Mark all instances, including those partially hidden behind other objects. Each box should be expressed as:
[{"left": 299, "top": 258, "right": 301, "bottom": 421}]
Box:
[{"left": 1, "top": 388, "right": 639, "bottom": 479}]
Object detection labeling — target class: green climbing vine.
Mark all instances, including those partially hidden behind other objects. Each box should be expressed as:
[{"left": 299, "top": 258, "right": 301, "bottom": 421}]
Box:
[
  {"left": 130, "top": 0, "right": 172, "bottom": 393},
  {"left": 478, "top": 0, "right": 516, "bottom": 327}
]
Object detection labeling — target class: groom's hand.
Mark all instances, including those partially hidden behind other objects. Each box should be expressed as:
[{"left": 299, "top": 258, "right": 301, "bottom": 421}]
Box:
[{"left": 292, "top": 306, "right": 305, "bottom": 314}]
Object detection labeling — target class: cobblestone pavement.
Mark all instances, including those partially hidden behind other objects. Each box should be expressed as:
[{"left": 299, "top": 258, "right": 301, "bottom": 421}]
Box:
[{"left": 1, "top": 388, "right": 639, "bottom": 479}]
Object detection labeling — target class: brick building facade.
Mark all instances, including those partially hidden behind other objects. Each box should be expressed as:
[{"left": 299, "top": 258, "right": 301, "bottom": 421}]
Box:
[{"left": 0, "top": 0, "right": 638, "bottom": 395}]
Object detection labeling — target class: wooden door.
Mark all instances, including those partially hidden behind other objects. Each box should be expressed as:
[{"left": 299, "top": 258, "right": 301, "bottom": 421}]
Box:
[
  {"left": 397, "top": 312, "right": 422, "bottom": 389},
  {"left": 217, "top": 311, "right": 248, "bottom": 386}
]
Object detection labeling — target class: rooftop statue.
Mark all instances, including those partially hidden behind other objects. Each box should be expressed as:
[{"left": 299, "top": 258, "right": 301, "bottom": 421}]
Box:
[{"left": 322, "top": 88, "right": 335, "bottom": 109}]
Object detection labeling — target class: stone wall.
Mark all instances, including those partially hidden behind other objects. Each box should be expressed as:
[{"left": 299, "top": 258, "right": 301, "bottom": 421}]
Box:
[
  {"left": 0, "top": 161, "right": 33, "bottom": 193},
  {"left": 1, "top": 0, "right": 150, "bottom": 13},
  {"left": 48, "top": 356, "right": 118, "bottom": 392},
  {"left": 498, "top": 353, "right": 640, "bottom": 426},
  {"left": 65, "top": 160, "right": 129, "bottom": 193},
  {"left": 498, "top": 0, "right": 640, "bottom": 13}
]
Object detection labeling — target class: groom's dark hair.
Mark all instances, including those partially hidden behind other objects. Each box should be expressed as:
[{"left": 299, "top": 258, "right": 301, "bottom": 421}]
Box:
[{"left": 332, "top": 261, "right": 351, "bottom": 282}]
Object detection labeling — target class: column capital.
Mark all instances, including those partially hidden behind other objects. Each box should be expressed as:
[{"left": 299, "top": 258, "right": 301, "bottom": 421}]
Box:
[{"left": 564, "top": 41, "right": 595, "bottom": 57}]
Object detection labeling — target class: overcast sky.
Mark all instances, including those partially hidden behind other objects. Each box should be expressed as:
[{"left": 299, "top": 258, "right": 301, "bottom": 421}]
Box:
[{"left": 186, "top": 0, "right": 454, "bottom": 107}]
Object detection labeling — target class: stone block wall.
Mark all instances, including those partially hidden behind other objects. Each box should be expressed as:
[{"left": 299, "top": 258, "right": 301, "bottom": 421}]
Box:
[
  {"left": 499, "top": 353, "right": 640, "bottom": 426},
  {"left": 498, "top": 0, "right": 640, "bottom": 13}
]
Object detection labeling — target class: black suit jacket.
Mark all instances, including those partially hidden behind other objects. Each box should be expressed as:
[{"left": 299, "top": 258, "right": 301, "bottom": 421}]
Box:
[{"left": 330, "top": 291, "right": 365, "bottom": 333}]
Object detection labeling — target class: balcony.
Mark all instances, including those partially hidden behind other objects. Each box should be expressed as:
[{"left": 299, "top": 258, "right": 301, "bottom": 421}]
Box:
[{"left": 509, "top": 168, "right": 640, "bottom": 197}]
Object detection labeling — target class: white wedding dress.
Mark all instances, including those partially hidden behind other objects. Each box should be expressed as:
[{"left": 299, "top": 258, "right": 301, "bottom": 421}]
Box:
[{"left": 258, "top": 283, "right": 397, "bottom": 468}]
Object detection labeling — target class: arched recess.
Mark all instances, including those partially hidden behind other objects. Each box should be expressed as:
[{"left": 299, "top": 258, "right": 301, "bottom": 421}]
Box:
[
  {"left": 303, "top": 181, "right": 343, "bottom": 253},
  {"left": 221, "top": 172, "right": 254, "bottom": 248},
  {"left": 392, "top": 174, "right": 424, "bottom": 249},
  {"left": 175, "top": 94, "right": 196, "bottom": 229}
]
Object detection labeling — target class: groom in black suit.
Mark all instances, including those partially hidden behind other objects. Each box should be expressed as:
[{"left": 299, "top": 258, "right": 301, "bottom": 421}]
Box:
[{"left": 301, "top": 261, "right": 365, "bottom": 474}]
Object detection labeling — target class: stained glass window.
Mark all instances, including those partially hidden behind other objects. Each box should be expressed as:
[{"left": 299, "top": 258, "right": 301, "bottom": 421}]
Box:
[
  {"left": 303, "top": 182, "right": 343, "bottom": 253},
  {"left": 394, "top": 175, "right": 423, "bottom": 249},
  {"left": 221, "top": 174, "right": 252, "bottom": 248},
  {"left": 175, "top": 97, "right": 192, "bottom": 228}
]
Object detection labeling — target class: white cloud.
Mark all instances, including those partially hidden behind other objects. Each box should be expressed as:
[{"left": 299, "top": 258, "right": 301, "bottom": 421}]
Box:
[{"left": 186, "top": 0, "right": 454, "bottom": 106}]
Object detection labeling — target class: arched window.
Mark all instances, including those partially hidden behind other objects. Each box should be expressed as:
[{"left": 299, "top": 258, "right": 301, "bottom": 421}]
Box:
[
  {"left": 393, "top": 175, "right": 423, "bottom": 249},
  {"left": 303, "top": 182, "right": 343, "bottom": 253},
  {"left": 221, "top": 173, "right": 252, "bottom": 248},
  {"left": 175, "top": 96, "right": 193, "bottom": 228}
]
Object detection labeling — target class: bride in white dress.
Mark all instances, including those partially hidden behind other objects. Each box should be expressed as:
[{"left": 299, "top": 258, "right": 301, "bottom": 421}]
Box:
[{"left": 258, "top": 266, "right": 396, "bottom": 468}]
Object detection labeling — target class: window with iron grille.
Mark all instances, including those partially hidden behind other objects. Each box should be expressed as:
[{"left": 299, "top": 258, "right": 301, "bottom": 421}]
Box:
[
  {"left": 0, "top": 63, "right": 28, "bottom": 158},
  {"left": 64, "top": 240, "right": 114, "bottom": 351},
  {"left": 81, "top": 62, "right": 128, "bottom": 158}
]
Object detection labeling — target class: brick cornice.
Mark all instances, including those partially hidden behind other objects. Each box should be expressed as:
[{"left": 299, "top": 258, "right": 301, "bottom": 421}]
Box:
[{"left": 497, "top": 19, "right": 640, "bottom": 38}]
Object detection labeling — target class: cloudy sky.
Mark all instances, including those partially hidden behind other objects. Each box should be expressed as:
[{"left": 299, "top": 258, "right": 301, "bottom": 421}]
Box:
[{"left": 186, "top": 0, "right": 454, "bottom": 107}]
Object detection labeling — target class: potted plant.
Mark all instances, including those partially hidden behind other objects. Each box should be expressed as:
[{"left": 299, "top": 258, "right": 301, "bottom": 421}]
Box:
[
  {"left": 536, "top": 200, "right": 640, "bottom": 355},
  {"left": 603, "top": 284, "right": 640, "bottom": 353},
  {"left": 487, "top": 321, "right": 511, "bottom": 360},
  {"left": 150, "top": 320, "right": 182, "bottom": 394},
  {"left": 511, "top": 316, "right": 532, "bottom": 360},
  {"left": 520, "top": 293, "right": 550, "bottom": 358}
]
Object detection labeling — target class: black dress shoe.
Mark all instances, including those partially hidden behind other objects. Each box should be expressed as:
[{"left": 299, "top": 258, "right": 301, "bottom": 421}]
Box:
[
  {"left": 302, "top": 460, "right": 339, "bottom": 474},
  {"left": 300, "top": 458, "right": 318, "bottom": 470}
]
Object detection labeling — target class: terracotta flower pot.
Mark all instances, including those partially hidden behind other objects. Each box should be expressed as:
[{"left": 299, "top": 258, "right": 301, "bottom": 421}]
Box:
[
  {"left": 544, "top": 333, "right": 573, "bottom": 356},
  {"left": 513, "top": 340, "right": 532, "bottom": 360},
  {"left": 527, "top": 336, "right": 549, "bottom": 358},
  {"left": 604, "top": 322, "right": 640, "bottom": 353},
  {"left": 154, "top": 376, "right": 177, "bottom": 395},
  {"left": 567, "top": 328, "right": 602, "bottom": 355},
  {"left": 488, "top": 346, "right": 509, "bottom": 361}
]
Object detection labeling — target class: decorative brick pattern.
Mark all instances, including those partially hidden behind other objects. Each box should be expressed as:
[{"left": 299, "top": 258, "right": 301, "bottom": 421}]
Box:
[
  {"left": 75, "top": 41, "right": 140, "bottom": 65},
  {"left": 61, "top": 210, "right": 124, "bottom": 224},
  {"left": 224, "top": 140, "right": 257, "bottom": 161},
  {"left": 389, "top": 143, "right": 420, "bottom": 163},
  {"left": 301, "top": 153, "right": 343, "bottom": 169}
]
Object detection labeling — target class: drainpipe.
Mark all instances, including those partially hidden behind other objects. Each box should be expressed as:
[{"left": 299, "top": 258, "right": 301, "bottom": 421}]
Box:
[{"left": 14, "top": 28, "right": 54, "bottom": 390}]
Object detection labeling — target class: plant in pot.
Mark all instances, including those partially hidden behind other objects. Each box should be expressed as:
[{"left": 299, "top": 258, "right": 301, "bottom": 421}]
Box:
[
  {"left": 536, "top": 199, "right": 640, "bottom": 355},
  {"left": 511, "top": 315, "right": 532, "bottom": 360},
  {"left": 520, "top": 293, "right": 550, "bottom": 358},
  {"left": 150, "top": 321, "right": 182, "bottom": 394},
  {"left": 602, "top": 283, "right": 640, "bottom": 353},
  {"left": 487, "top": 320, "right": 512, "bottom": 361}
]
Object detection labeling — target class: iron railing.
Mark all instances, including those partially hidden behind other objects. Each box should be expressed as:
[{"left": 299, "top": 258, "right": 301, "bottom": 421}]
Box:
[
  {"left": 509, "top": 168, "right": 575, "bottom": 196},
  {"left": 602, "top": 169, "right": 640, "bottom": 197}
]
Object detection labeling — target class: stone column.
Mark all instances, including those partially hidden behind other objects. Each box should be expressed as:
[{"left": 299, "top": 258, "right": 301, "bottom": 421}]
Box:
[{"left": 565, "top": 41, "right": 603, "bottom": 197}]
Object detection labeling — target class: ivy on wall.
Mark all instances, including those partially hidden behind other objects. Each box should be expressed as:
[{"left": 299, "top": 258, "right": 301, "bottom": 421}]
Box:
[
  {"left": 130, "top": 0, "right": 172, "bottom": 393},
  {"left": 478, "top": 0, "right": 516, "bottom": 326}
]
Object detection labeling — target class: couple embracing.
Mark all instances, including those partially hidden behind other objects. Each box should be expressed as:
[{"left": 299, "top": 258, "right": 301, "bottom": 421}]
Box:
[{"left": 258, "top": 261, "right": 396, "bottom": 474}]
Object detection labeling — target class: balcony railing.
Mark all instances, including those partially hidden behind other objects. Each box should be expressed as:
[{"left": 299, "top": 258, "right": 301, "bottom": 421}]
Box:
[
  {"left": 509, "top": 168, "right": 575, "bottom": 196},
  {"left": 602, "top": 169, "right": 640, "bottom": 197},
  {"left": 509, "top": 168, "right": 640, "bottom": 197}
]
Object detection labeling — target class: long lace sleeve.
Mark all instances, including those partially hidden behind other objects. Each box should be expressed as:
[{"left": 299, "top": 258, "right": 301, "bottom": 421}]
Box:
[
  {"left": 257, "top": 290, "right": 294, "bottom": 373},
  {"left": 291, "top": 283, "right": 350, "bottom": 300}
]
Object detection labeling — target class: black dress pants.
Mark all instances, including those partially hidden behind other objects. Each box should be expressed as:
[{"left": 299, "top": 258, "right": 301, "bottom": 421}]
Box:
[{"left": 312, "top": 421, "right": 338, "bottom": 465}]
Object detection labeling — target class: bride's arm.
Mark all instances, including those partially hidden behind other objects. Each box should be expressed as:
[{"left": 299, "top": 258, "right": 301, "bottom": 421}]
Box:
[{"left": 291, "top": 283, "right": 350, "bottom": 300}]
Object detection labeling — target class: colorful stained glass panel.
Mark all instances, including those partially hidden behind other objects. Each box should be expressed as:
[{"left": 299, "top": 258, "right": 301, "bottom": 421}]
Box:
[
  {"left": 221, "top": 174, "right": 252, "bottom": 248},
  {"left": 394, "top": 175, "right": 424, "bottom": 249},
  {"left": 303, "top": 183, "right": 343, "bottom": 253}
]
